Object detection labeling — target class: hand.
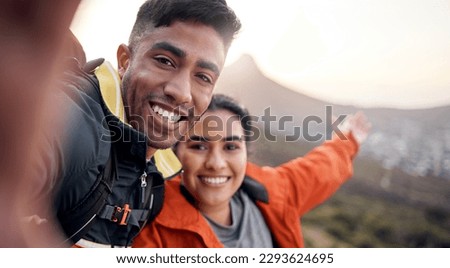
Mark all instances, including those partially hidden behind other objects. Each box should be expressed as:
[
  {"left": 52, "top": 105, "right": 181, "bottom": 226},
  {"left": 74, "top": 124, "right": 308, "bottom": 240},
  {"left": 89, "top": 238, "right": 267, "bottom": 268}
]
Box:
[
  {"left": 0, "top": 0, "right": 81, "bottom": 247},
  {"left": 340, "top": 111, "right": 371, "bottom": 145}
]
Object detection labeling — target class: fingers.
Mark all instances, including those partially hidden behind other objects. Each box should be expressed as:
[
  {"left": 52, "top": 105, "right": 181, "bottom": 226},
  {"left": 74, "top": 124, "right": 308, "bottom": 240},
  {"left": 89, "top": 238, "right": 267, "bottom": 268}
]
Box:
[{"left": 340, "top": 111, "right": 371, "bottom": 145}]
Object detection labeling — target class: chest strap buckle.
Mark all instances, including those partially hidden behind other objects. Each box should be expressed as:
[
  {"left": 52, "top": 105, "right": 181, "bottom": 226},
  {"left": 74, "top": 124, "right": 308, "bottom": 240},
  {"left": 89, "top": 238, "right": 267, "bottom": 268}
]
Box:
[{"left": 111, "top": 204, "right": 131, "bottom": 225}]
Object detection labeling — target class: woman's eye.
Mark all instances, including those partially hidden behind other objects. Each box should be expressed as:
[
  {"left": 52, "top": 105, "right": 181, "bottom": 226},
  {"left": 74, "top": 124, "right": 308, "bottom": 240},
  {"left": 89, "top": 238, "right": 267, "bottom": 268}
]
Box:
[
  {"left": 190, "top": 144, "right": 207, "bottom": 150},
  {"left": 225, "top": 143, "right": 238, "bottom": 150}
]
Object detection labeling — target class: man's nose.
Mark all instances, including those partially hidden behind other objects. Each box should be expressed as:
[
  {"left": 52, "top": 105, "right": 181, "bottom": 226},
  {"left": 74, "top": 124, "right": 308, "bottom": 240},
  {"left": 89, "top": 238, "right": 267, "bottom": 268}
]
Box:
[{"left": 163, "top": 70, "right": 192, "bottom": 105}]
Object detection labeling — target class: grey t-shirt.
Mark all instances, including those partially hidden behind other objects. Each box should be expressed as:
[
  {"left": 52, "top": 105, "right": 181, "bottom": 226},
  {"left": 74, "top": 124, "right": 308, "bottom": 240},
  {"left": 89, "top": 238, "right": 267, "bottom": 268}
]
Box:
[{"left": 203, "top": 189, "right": 273, "bottom": 248}]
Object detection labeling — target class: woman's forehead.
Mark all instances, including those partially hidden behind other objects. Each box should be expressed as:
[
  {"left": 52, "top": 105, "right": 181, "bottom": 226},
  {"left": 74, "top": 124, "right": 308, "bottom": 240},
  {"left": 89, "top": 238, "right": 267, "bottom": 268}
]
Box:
[{"left": 190, "top": 109, "right": 244, "bottom": 138}]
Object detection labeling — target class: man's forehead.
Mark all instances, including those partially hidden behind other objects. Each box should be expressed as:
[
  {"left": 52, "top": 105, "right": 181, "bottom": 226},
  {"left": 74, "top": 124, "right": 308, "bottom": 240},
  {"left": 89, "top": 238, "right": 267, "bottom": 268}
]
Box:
[{"left": 139, "top": 21, "right": 226, "bottom": 62}]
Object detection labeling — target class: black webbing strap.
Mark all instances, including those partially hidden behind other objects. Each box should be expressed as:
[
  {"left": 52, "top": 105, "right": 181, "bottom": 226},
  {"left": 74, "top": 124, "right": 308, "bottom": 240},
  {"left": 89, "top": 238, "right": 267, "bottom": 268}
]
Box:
[
  {"left": 97, "top": 205, "right": 150, "bottom": 228},
  {"left": 58, "top": 59, "right": 118, "bottom": 244},
  {"left": 60, "top": 142, "right": 117, "bottom": 244}
]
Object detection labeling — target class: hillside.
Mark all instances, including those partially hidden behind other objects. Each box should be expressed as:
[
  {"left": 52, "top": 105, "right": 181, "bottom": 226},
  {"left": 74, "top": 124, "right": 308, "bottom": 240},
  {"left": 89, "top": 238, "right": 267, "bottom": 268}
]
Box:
[
  {"left": 215, "top": 55, "right": 450, "bottom": 247},
  {"left": 216, "top": 54, "right": 450, "bottom": 179}
]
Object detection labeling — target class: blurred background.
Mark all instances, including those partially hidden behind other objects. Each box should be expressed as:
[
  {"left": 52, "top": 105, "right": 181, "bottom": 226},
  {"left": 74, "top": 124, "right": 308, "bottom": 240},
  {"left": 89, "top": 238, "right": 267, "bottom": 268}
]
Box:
[{"left": 72, "top": 0, "right": 450, "bottom": 247}]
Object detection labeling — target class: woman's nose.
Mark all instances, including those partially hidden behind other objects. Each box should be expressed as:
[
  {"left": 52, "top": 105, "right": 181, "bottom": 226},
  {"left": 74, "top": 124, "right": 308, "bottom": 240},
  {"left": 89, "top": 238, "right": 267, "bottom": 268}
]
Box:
[{"left": 204, "top": 150, "right": 227, "bottom": 170}]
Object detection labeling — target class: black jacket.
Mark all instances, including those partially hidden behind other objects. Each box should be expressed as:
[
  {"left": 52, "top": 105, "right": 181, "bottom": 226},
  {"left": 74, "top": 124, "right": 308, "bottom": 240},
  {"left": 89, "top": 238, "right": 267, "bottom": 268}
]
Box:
[{"left": 37, "top": 59, "right": 164, "bottom": 247}]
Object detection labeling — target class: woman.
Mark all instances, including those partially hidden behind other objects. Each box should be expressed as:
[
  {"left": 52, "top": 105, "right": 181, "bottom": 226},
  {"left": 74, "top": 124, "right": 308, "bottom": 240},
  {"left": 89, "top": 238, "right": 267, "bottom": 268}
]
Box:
[{"left": 133, "top": 94, "right": 371, "bottom": 247}]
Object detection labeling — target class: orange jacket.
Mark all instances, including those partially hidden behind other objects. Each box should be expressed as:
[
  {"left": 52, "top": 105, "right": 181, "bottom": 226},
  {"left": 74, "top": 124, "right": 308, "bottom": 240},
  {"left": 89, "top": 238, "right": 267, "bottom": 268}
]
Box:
[{"left": 133, "top": 135, "right": 358, "bottom": 248}]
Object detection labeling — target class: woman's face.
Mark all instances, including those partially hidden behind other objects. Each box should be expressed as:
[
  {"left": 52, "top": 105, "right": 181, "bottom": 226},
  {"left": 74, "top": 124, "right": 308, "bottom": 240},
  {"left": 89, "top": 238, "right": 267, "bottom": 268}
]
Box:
[{"left": 175, "top": 109, "right": 247, "bottom": 211}]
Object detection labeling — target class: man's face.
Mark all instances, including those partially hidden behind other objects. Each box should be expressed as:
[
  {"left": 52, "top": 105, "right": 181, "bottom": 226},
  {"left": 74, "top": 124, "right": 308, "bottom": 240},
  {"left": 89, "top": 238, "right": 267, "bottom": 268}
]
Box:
[{"left": 118, "top": 21, "right": 226, "bottom": 150}]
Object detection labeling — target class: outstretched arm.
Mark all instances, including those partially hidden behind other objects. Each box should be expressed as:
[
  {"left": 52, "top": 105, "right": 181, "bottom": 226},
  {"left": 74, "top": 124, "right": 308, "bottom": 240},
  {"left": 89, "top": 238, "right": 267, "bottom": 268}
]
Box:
[{"left": 250, "top": 112, "right": 371, "bottom": 216}]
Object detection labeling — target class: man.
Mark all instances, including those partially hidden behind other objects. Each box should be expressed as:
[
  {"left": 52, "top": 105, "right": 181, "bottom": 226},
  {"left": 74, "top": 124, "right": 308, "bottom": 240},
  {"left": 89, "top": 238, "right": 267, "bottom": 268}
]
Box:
[{"left": 28, "top": 0, "right": 241, "bottom": 247}]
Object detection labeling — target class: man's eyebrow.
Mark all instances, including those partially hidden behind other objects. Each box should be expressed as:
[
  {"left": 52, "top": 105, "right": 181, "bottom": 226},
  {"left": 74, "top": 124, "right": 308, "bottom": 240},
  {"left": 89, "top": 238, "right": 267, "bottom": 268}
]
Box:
[
  {"left": 152, "top": 41, "right": 185, "bottom": 58},
  {"left": 151, "top": 42, "right": 219, "bottom": 76},
  {"left": 197, "top": 60, "right": 220, "bottom": 77}
]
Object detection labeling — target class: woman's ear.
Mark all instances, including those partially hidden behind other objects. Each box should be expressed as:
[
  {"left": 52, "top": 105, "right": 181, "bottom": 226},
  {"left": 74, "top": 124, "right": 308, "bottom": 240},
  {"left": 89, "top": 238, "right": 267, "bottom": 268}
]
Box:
[{"left": 117, "top": 44, "right": 130, "bottom": 79}]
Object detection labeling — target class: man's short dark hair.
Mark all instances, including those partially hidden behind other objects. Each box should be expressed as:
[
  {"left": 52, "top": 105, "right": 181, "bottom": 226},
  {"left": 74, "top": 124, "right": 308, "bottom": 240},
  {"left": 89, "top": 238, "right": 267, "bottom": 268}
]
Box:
[{"left": 129, "top": 0, "right": 241, "bottom": 51}]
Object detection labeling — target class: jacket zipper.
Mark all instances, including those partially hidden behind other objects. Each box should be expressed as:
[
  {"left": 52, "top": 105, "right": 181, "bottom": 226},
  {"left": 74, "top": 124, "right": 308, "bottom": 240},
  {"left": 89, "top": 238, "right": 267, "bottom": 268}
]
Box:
[{"left": 140, "top": 171, "right": 147, "bottom": 206}]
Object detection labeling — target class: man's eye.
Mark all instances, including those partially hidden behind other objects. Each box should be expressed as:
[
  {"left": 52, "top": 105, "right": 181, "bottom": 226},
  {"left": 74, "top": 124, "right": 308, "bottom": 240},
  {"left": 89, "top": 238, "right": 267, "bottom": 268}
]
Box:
[
  {"left": 155, "top": 57, "right": 174, "bottom": 67},
  {"left": 196, "top": 74, "right": 212, "bottom": 84}
]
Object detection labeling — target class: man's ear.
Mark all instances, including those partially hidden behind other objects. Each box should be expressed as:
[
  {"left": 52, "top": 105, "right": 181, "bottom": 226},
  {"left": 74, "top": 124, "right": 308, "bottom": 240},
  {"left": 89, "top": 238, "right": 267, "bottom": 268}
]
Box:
[{"left": 117, "top": 44, "right": 130, "bottom": 79}]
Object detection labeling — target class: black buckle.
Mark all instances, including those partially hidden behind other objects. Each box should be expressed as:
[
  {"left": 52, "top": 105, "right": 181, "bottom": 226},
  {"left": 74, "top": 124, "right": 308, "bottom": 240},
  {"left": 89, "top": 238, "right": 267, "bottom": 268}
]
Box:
[{"left": 111, "top": 204, "right": 131, "bottom": 225}]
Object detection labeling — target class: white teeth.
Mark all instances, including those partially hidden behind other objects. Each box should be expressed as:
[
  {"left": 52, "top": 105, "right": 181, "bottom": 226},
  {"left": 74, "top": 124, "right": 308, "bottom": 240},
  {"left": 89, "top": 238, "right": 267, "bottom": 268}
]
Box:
[
  {"left": 152, "top": 105, "right": 181, "bottom": 123},
  {"left": 200, "top": 176, "right": 228, "bottom": 185}
]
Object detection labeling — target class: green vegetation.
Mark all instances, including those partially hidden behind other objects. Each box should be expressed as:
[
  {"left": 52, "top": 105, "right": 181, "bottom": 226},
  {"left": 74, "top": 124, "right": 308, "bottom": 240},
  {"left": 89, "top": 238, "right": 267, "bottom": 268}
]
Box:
[
  {"left": 248, "top": 137, "right": 450, "bottom": 248},
  {"left": 302, "top": 191, "right": 450, "bottom": 248}
]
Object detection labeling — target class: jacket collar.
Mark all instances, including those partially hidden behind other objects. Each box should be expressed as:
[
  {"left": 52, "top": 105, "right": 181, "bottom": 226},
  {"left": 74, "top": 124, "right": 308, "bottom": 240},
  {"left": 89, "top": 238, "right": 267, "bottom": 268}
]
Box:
[{"left": 155, "top": 178, "right": 223, "bottom": 247}]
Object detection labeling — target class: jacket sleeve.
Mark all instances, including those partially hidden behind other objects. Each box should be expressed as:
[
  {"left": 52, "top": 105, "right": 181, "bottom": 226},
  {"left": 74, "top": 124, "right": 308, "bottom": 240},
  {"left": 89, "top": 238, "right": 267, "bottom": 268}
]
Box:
[
  {"left": 28, "top": 77, "right": 110, "bottom": 217},
  {"left": 247, "top": 134, "right": 359, "bottom": 217}
]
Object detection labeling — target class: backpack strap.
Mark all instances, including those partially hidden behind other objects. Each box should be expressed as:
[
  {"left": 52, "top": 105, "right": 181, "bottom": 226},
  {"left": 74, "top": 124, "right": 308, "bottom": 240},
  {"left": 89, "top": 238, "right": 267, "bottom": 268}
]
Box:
[
  {"left": 240, "top": 175, "right": 269, "bottom": 204},
  {"left": 60, "top": 133, "right": 117, "bottom": 244},
  {"left": 95, "top": 161, "right": 163, "bottom": 229},
  {"left": 97, "top": 205, "right": 150, "bottom": 227},
  {"left": 57, "top": 58, "right": 118, "bottom": 244}
]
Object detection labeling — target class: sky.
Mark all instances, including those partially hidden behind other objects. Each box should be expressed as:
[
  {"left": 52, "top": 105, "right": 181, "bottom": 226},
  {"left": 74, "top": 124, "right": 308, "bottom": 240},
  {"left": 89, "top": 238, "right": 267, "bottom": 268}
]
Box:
[{"left": 71, "top": 0, "right": 450, "bottom": 109}]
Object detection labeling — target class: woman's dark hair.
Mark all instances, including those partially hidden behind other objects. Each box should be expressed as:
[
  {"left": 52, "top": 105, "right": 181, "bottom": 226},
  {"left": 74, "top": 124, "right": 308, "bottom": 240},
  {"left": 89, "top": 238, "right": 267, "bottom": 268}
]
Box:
[
  {"left": 173, "top": 94, "right": 255, "bottom": 154},
  {"left": 129, "top": 0, "right": 241, "bottom": 51},
  {"left": 206, "top": 94, "right": 253, "bottom": 143}
]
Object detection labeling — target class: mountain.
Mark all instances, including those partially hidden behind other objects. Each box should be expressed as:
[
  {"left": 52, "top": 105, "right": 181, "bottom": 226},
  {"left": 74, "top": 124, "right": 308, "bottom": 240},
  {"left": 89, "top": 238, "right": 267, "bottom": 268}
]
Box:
[
  {"left": 216, "top": 54, "right": 450, "bottom": 179},
  {"left": 215, "top": 55, "right": 450, "bottom": 247}
]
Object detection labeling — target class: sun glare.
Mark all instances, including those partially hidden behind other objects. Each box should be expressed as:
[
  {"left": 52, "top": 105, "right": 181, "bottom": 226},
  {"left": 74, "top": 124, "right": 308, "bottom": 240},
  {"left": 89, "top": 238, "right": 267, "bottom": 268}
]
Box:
[{"left": 71, "top": 0, "right": 450, "bottom": 109}]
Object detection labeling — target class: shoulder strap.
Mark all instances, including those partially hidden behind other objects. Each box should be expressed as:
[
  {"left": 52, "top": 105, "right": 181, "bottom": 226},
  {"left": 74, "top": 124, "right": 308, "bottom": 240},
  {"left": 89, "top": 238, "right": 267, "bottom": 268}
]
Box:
[
  {"left": 241, "top": 175, "right": 269, "bottom": 204},
  {"left": 60, "top": 144, "right": 117, "bottom": 244},
  {"left": 57, "top": 58, "right": 118, "bottom": 244},
  {"left": 58, "top": 59, "right": 118, "bottom": 243}
]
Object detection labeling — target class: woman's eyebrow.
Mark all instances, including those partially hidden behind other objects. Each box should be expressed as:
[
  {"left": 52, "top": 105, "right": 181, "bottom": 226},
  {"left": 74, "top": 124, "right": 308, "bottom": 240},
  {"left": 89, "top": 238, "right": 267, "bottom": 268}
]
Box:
[
  {"left": 188, "top": 135, "right": 243, "bottom": 142},
  {"left": 224, "top": 135, "right": 244, "bottom": 142}
]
